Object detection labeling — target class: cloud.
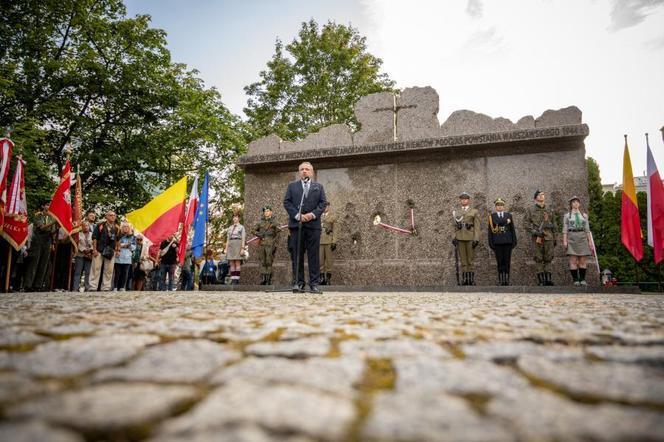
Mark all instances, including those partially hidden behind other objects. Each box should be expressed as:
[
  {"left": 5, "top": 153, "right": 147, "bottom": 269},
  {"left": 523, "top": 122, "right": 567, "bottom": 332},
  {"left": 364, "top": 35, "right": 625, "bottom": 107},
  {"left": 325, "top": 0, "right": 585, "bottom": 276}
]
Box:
[
  {"left": 645, "top": 33, "right": 664, "bottom": 49},
  {"left": 463, "top": 27, "right": 504, "bottom": 51},
  {"left": 608, "top": 0, "right": 664, "bottom": 31},
  {"left": 466, "top": 0, "right": 483, "bottom": 19}
]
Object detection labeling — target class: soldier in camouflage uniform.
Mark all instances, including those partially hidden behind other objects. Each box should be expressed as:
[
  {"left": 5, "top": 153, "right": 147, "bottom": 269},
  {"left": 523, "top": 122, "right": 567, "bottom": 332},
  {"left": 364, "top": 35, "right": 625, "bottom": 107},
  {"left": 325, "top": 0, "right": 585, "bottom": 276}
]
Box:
[
  {"left": 525, "top": 190, "right": 558, "bottom": 286},
  {"left": 452, "top": 192, "right": 481, "bottom": 285},
  {"left": 252, "top": 205, "right": 279, "bottom": 285},
  {"left": 319, "top": 202, "right": 337, "bottom": 285},
  {"left": 24, "top": 200, "right": 58, "bottom": 291}
]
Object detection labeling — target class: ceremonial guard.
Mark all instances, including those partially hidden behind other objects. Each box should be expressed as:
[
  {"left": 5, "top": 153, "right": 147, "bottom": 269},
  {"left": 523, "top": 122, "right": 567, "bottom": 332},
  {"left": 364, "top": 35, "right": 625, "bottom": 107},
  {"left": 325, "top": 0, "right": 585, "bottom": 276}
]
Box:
[
  {"left": 252, "top": 205, "right": 279, "bottom": 285},
  {"left": 562, "top": 196, "right": 592, "bottom": 286},
  {"left": 525, "top": 190, "right": 558, "bottom": 285},
  {"left": 319, "top": 202, "right": 337, "bottom": 285},
  {"left": 24, "top": 200, "right": 58, "bottom": 291},
  {"left": 452, "top": 192, "right": 481, "bottom": 285},
  {"left": 487, "top": 198, "right": 517, "bottom": 285}
]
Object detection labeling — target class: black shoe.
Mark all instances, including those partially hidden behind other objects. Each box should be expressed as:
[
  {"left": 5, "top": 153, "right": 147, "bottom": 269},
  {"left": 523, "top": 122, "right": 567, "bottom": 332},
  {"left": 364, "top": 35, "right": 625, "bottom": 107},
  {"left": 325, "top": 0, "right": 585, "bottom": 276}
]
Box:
[
  {"left": 326, "top": 273, "right": 332, "bottom": 286},
  {"left": 292, "top": 282, "right": 305, "bottom": 292},
  {"left": 309, "top": 285, "right": 323, "bottom": 294},
  {"left": 545, "top": 272, "right": 554, "bottom": 286},
  {"left": 266, "top": 275, "right": 272, "bottom": 286},
  {"left": 505, "top": 273, "right": 510, "bottom": 286},
  {"left": 320, "top": 274, "right": 327, "bottom": 285},
  {"left": 470, "top": 272, "right": 475, "bottom": 286},
  {"left": 537, "top": 273, "right": 545, "bottom": 286},
  {"left": 497, "top": 272, "right": 503, "bottom": 285}
]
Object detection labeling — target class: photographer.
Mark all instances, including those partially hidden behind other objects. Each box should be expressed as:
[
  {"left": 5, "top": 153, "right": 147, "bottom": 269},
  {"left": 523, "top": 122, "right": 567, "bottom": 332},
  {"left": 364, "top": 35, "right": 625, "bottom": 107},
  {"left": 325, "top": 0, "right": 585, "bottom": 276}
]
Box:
[{"left": 159, "top": 235, "right": 179, "bottom": 291}]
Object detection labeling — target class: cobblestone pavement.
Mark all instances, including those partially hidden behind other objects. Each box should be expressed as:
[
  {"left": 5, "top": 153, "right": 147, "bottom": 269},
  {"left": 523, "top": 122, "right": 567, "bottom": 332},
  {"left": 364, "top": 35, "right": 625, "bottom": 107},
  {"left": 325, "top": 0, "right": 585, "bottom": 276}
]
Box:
[{"left": 1, "top": 291, "right": 664, "bottom": 441}]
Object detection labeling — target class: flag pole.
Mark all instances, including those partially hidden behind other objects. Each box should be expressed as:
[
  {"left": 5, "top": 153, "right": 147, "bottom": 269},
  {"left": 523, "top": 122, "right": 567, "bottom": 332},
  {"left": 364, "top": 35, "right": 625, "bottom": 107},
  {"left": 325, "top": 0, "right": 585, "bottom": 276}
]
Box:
[{"left": 4, "top": 247, "right": 11, "bottom": 292}]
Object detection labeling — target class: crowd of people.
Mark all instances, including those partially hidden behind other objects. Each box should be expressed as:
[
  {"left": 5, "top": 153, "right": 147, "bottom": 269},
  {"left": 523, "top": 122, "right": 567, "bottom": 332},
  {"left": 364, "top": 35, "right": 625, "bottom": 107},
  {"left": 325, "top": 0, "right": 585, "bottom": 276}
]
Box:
[{"left": 2, "top": 204, "right": 232, "bottom": 293}]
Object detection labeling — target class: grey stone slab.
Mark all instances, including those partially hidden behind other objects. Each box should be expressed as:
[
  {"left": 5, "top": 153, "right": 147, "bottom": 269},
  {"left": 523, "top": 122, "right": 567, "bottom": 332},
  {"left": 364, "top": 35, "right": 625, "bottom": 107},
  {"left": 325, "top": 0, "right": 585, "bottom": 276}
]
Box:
[
  {"left": 0, "top": 328, "right": 49, "bottom": 348},
  {"left": 247, "top": 134, "right": 281, "bottom": 156},
  {"left": 36, "top": 323, "right": 97, "bottom": 337},
  {"left": 7, "top": 383, "right": 198, "bottom": 433},
  {"left": 157, "top": 379, "right": 355, "bottom": 441},
  {"left": 517, "top": 355, "right": 664, "bottom": 405},
  {"left": 353, "top": 91, "right": 395, "bottom": 144},
  {"left": 129, "top": 319, "right": 223, "bottom": 338},
  {"left": 339, "top": 339, "right": 451, "bottom": 359},
  {"left": 0, "top": 421, "right": 84, "bottom": 442},
  {"left": 396, "top": 86, "right": 440, "bottom": 141},
  {"left": 5, "top": 334, "right": 159, "bottom": 377},
  {"left": 587, "top": 345, "right": 664, "bottom": 365},
  {"left": 211, "top": 356, "right": 364, "bottom": 397},
  {"left": 245, "top": 337, "right": 330, "bottom": 358},
  {"left": 535, "top": 106, "right": 582, "bottom": 127},
  {"left": 395, "top": 358, "right": 529, "bottom": 396},
  {"left": 153, "top": 425, "right": 315, "bottom": 442},
  {"left": 488, "top": 388, "right": 664, "bottom": 442},
  {"left": 93, "top": 339, "right": 240, "bottom": 383},
  {"left": 462, "top": 340, "right": 584, "bottom": 363},
  {"left": 363, "top": 390, "right": 515, "bottom": 442},
  {"left": 296, "top": 124, "right": 353, "bottom": 150}
]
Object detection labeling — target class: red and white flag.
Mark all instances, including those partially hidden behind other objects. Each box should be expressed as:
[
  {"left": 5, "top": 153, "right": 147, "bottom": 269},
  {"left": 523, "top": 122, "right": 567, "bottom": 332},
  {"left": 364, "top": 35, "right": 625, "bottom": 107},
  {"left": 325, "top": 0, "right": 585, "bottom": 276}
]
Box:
[
  {"left": 48, "top": 160, "right": 75, "bottom": 245},
  {"left": 646, "top": 134, "right": 664, "bottom": 263},
  {"left": 178, "top": 176, "right": 198, "bottom": 265},
  {"left": 71, "top": 166, "right": 83, "bottom": 244},
  {"left": 0, "top": 137, "right": 14, "bottom": 229},
  {"left": 0, "top": 157, "right": 29, "bottom": 250}
]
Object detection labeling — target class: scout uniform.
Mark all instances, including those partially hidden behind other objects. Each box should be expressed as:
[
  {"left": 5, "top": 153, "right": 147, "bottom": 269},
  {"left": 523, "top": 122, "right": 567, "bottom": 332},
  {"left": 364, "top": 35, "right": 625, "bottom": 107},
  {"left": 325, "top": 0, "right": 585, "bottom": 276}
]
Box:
[
  {"left": 453, "top": 192, "right": 481, "bottom": 285},
  {"left": 525, "top": 190, "right": 558, "bottom": 285},
  {"left": 488, "top": 198, "right": 517, "bottom": 286},
  {"left": 563, "top": 196, "right": 592, "bottom": 286},
  {"left": 319, "top": 203, "right": 337, "bottom": 285},
  {"left": 251, "top": 206, "right": 279, "bottom": 285},
  {"left": 24, "top": 205, "right": 58, "bottom": 291}
]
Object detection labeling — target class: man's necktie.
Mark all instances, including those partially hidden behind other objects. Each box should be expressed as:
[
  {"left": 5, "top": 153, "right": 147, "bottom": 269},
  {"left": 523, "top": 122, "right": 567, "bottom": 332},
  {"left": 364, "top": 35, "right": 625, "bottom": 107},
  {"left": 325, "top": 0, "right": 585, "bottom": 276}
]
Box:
[{"left": 304, "top": 181, "right": 310, "bottom": 198}]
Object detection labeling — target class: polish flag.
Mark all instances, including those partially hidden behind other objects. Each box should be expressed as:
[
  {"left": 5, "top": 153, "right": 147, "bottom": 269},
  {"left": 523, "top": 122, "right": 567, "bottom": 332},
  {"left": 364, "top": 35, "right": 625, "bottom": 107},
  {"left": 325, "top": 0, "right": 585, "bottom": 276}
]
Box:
[
  {"left": 177, "top": 176, "right": 199, "bottom": 265},
  {"left": 646, "top": 134, "right": 664, "bottom": 263}
]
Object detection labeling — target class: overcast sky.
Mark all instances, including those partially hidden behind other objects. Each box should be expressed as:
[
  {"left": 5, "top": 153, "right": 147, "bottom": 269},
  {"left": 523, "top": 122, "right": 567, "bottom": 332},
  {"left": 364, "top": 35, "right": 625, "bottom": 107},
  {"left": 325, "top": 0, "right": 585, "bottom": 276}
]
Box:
[{"left": 125, "top": 0, "right": 663, "bottom": 184}]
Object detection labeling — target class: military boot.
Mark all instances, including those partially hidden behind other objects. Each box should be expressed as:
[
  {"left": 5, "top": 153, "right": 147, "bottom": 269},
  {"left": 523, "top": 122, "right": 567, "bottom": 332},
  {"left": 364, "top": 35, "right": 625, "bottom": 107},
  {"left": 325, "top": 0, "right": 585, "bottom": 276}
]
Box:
[
  {"left": 266, "top": 274, "right": 272, "bottom": 286},
  {"left": 537, "top": 272, "right": 545, "bottom": 286},
  {"left": 320, "top": 274, "right": 327, "bottom": 285},
  {"left": 326, "top": 273, "right": 332, "bottom": 286},
  {"left": 469, "top": 272, "right": 475, "bottom": 286},
  {"left": 545, "top": 272, "right": 554, "bottom": 286},
  {"left": 504, "top": 272, "right": 510, "bottom": 286}
]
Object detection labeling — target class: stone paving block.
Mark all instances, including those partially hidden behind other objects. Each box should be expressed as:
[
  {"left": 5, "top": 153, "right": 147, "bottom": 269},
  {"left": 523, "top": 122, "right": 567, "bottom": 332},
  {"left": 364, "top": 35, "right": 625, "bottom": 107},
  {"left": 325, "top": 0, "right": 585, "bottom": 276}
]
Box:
[
  {"left": 7, "top": 383, "right": 198, "bottom": 434},
  {"left": 0, "top": 328, "right": 49, "bottom": 348},
  {"left": 3, "top": 334, "right": 159, "bottom": 378},
  {"left": 488, "top": 388, "right": 664, "bottom": 441},
  {"left": 586, "top": 345, "right": 664, "bottom": 365},
  {"left": 0, "top": 421, "right": 85, "bottom": 442},
  {"left": 517, "top": 355, "right": 664, "bottom": 405},
  {"left": 153, "top": 425, "right": 316, "bottom": 442},
  {"left": 340, "top": 338, "right": 451, "bottom": 359},
  {"left": 0, "top": 372, "right": 53, "bottom": 404},
  {"left": 212, "top": 356, "right": 364, "bottom": 397},
  {"left": 363, "top": 390, "right": 515, "bottom": 442},
  {"left": 461, "top": 340, "right": 584, "bottom": 363},
  {"left": 245, "top": 337, "right": 330, "bottom": 358},
  {"left": 395, "top": 358, "right": 530, "bottom": 396},
  {"left": 157, "top": 379, "right": 355, "bottom": 441},
  {"left": 36, "top": 322, "right": 97, "bottom": 337},
  {"left": 93, "top": 339, "right": 241, "bottom": 383}
]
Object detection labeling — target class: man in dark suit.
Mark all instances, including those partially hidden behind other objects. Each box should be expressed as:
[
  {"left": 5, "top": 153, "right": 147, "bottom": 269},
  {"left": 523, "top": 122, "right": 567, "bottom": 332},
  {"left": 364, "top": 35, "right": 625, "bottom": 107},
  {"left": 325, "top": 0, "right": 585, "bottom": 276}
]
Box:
[{"left": 283, "top": 161, "right": 327, "bottom": 293}]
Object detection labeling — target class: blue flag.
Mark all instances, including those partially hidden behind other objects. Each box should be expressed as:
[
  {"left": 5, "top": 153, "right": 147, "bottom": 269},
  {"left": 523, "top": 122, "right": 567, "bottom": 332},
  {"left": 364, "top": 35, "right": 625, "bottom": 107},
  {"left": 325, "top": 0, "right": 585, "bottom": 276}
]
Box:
[{"left": 192, "top": 172, "right": 209, "bottom": 258}]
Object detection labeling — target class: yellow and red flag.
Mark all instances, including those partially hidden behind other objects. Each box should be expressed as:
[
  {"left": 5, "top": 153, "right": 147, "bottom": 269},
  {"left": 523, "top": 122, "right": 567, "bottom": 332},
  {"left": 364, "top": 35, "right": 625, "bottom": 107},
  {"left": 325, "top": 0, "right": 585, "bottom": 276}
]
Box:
[
  {"left": 126, "top": 177, "right": 187, "bottom": 244},
  {"left": 621, "top": 136, "right": 643, "bottom": 261},
  {"left": 0, "top": 156, "right": 28, "bottom": 250}
]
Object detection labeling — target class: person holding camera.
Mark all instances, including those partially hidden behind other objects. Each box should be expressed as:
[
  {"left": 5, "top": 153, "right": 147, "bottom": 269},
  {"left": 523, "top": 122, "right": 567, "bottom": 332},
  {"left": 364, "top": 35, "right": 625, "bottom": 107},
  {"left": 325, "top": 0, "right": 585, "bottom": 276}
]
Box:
[
  {"left": 159, "top": 235, "right": 179, "bottom": 291},
  {"left": 72, "top": 221, "right": 94, "bottom": 292},
  {"left": 452, "top": 192, "right": 481, "bottom": 286},
  {"left": 319, "top": 202, "right": 337, "bottom": 285},
  {"left": 88, "top": 210, "right": 119, "bottom": 291}
]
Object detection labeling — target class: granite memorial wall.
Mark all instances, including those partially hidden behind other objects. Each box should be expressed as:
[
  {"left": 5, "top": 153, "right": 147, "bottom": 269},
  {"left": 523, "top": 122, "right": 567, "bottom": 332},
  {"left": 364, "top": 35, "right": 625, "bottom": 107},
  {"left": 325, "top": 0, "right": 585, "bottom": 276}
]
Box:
[{"left": 237, "top": 86, "right": 591, "bottom": 286}]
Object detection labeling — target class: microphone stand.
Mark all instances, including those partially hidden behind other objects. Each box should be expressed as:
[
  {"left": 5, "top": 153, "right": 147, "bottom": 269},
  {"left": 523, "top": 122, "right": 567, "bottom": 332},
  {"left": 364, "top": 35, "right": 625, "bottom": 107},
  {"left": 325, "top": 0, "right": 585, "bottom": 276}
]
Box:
[{"left": 267, "top": 179, "right": 308, "bottom": 294}]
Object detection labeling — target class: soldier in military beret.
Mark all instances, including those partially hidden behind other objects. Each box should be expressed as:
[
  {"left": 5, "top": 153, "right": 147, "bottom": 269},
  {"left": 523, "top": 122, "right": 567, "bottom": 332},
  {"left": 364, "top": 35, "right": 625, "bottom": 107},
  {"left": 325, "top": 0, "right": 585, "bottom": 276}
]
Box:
[
  {"left": 252, "top": 205, "right": 280, "bottom": 285},
  {"left": 24, "top": 199, "right": 58, "bottom": 291},
  {"left": 319, "top": 202, "right": 337, "bottom": 285},
  {"left": 525, "top": 190, "right": 558, "bottom": 285},
  {"left": 453, "top": 192, "right": 481, "bottom": 285},
  {"left": 488, "top": 198, "right": 517, "bottom": 285}
]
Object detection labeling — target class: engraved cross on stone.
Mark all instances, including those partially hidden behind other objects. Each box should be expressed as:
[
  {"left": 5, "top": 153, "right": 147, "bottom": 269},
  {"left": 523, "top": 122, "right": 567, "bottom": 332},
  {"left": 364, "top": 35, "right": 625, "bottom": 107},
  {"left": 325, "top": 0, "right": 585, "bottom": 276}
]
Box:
[{"left": 373, "top": 95, "right": 417, "bottom": 141}]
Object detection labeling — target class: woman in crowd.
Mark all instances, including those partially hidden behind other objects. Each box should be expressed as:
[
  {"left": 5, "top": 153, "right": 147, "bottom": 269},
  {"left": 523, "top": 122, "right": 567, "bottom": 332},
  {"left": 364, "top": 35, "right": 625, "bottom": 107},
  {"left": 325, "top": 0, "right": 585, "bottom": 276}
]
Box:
[
  {"left": 132, "top": 235, "right": 146, "bottom": 291},
  {"left": 224, "top": 214, "right": 246, "bottom": 285},
  {"left": 113, "top": 222, "right": 136, "bottom": 291},
  {"left": 200, "top": 249, "right": 217, "bottom": 286},
  {"left": 562, "top": 196, "right": 592, "bottom": 286}
]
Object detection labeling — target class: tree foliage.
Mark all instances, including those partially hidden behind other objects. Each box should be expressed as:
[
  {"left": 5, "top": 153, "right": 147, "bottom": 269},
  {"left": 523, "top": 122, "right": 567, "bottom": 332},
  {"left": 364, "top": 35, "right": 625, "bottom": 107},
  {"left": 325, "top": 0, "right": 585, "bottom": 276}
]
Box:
[
  {"left": 244, "top": 19, "right": 395, "bottom": 141},
  {"left": 0, "top": 0, "right": 248, "bottom": 217}
]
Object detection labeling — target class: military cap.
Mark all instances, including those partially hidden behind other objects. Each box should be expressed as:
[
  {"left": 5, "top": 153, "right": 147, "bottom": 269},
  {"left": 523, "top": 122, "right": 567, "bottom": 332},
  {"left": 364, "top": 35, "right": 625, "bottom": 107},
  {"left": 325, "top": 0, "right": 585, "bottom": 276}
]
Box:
[
  {"left": 494, "top": 198, "right": 506, "bottom": 206},
  {"left": 261, "top": 205, "right": 273, "bottom": 212},
  {"left": 458, "top": 192, "right": 471, "bottom": 199},
  {"left": 533, "top": 189, "right": 544, "bottom": 199},
  {"left": 568, "top": 195, "right": 581, "bottom": 203}
]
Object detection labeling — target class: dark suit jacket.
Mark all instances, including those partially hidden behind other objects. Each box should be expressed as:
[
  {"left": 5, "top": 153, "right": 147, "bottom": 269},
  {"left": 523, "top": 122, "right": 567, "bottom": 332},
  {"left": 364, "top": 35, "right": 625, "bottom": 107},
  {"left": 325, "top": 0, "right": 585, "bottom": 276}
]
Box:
[{"left": 283, "top": 180, "right": 327, "bottom": 230}]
